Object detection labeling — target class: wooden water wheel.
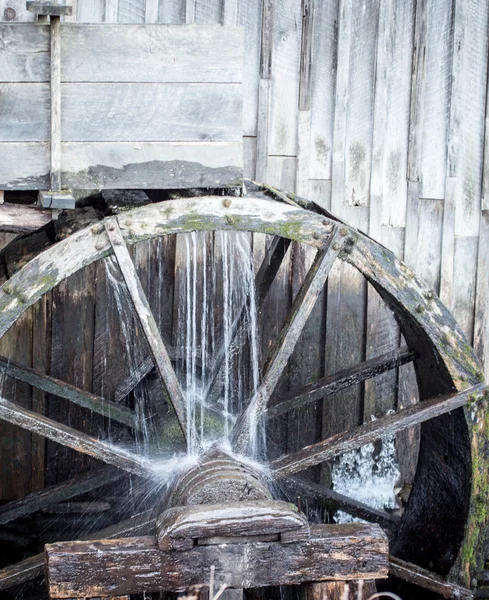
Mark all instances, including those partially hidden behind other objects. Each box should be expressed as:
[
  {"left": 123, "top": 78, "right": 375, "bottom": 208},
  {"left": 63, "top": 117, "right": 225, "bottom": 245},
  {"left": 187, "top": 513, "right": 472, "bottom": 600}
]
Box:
[{"left": 0, "top": 183, "right": 487, "bottom": 600}]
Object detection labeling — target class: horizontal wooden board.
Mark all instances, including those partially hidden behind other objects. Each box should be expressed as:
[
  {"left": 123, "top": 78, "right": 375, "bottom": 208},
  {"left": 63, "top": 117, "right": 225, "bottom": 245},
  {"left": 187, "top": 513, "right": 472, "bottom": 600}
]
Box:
[
  {"left": 0, "top": 142, "right": 243, "bottom": 189},
  {"left": 0, "top": 24, "right": 243, "bottom": 83},
  {"left": 45, "top": 524, "right": 388, "bottom": 597},
  {"left": 0, "top": 83, "right": 242, "bottom": 142}
]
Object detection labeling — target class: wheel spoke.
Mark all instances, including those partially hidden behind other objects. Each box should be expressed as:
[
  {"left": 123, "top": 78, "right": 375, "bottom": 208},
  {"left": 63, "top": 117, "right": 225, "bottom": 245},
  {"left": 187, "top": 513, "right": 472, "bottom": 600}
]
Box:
[
  {"left": 203, "top": 235, "right": 292, "bottom": 403},
  {"left": 281, "top": 476, "right": 399, "bottom": 530},
  {"left": 0, "top": 466, "right": 123, "bottom": 525},
  {"left": 268, "top": 346, "right": 415, "bottom": 420},
  {"left": 231, "top": 233, "right": 344, "bottom": 453},
  {"left": 105, "top": 219, "right": 187, "bottom": 439},
  {"left": 0, "top": 356, "right": 140, "bottom": 430},
  {"left": 272, "top": 384, "right": 487, "bottom": 477},
  {"left": 0, "top": 396, "right": 158, "bottom": 477},
  {"left": 0, "top": 509, "right": 155, "bottom": 591},
  {"left": 389, "top": 556, "right": 473, "bottom": 600}
]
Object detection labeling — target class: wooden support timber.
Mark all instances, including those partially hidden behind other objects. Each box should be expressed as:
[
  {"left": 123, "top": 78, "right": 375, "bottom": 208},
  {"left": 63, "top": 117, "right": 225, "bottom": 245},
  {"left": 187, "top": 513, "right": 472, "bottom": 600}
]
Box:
[
  {"left": 0, "top": 356, "right": 140, "bottom": 429},
  {"left": 0, "top": 204, "right": 52, "bottom": 233},
  {"left": 272, "top": 384, "right": 488, "bottom": 477},
  {"left": 104, "top": 218, "right": 187, "bottom": 437},
  {"left": 45, "top": 524, "right": 388, "bottom": 598},
  {"left": 232, "top": 236, "right": 343, "bottom": 453}
]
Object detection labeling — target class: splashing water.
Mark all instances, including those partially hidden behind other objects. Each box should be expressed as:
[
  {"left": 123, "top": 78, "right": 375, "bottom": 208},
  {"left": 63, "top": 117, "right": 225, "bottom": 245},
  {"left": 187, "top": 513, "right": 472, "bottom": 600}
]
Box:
[{"left": 332, "top": 432, "right": 401, "bottom": 522}]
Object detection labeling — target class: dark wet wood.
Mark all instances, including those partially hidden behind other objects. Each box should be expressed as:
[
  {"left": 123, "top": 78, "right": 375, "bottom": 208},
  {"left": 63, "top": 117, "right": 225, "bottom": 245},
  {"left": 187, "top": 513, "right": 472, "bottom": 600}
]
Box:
[
  {"left": 0, "top": 397, "right": 155, "bottom": 477},
  {"left": 303, "top": 580, "right": 377, "bottom": 600},
  {"left": 272, "top": 384, "right": 487, "bottom": 477},
  {"left": 281, "top": 477, "right": 400, "bottom": 531},
  {"left": 389, "top": 556, "right": 474, "bottom": 599},
  {"left": 0, "top": 509, "right": 155, "bottom": 591},
  {"left": 45, "top": 524, "right": 388, "bottom": 598},
  {"left": 0, "top": 356, "right": 140, "bottom": 429},
  {"left": 269, "top": 346, "right": 415, "bottom": 419},
  {"left": 156, "top": 500, "right": 309, "bottom": 551},
  {"left": 105, "top": 219, "right": 187, "bottom": 437},
  {"left": 232, "top": 236, "right": 342, "bottom": 453},
  {"left": 0, "top": 466, "right": 123, "bottom": 525}
]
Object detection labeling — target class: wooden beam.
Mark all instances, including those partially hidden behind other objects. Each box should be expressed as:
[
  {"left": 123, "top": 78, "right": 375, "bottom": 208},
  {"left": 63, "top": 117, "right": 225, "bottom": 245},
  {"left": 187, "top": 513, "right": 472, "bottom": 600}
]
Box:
[
  {"left": 104, "top": 219, "right": 187, "bottom": 438},
  {"left": 268, "top": 346, "right": 415, "bottom": 419},
  {"left": 272, "top": 384, "right": 488, "bottom": 477},
  {"left": 50, "top": 14, "right": 62, "bottom": 192},
  {"left": 45, "top": 524, "right": 388, "bottom": 598},
  {"left": 281, "top": 477, "right": 400, "bottom": 531},
  {"left": 0, "top": 466, "right": 123, "bottom": 525},
  {"left": 0, "top": 396, "right": 157, "bottom": 477},
  {"left": 0, "top": 356, "right": 140, "bottom": 430},
  {"left": 389, "top": 556, "right": 474, "bottom": 600},
  {"left": 231, "top": 234, "right": 343, "bottom": 453},
  {"left": 156, "top": 500, "right": 309, "bottom": 551},
  {"left": 203, "top": 235, "right": 292, "bottom": 403},
  {"left": 0, "top": 204, "right": 52, "bottom": 234},
  {"left": 0, "top": 509, "right": 155, "bottom": 591}
]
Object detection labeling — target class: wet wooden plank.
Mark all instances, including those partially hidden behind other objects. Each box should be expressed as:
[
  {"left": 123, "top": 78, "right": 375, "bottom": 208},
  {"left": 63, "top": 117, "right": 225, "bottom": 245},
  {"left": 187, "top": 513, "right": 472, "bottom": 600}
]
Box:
[
  {"left": 0, "top": 395, "right": 156, "bottom": 476},
  {"left": 0, "top": 509, "right": 155, "bottom": 591},
  {"left": 269, "top": 346, "right": 414, "bottom": 419},
  {"left": 0, "top": 466, "right": 123, "bottom": 524},
  {"left": 474, "top": 212, "right": 489, "bottom": 381},
  {"left": 0, "top": 356, "right": 140, "bottom": 429},
  {"left": 272, "top": 384, "right": 487, "bottom": 477},
  {"left": 389, "top": 556, "right": 473, "bottom": 600},
  {"left": 156, "top": 500, "right": 308, "bottom": 551},
  {"left": 45, "top": 524, "right": 388, "bottom": 598},
  {"left": 105, "top": 219, "right": 188, "bottom": 437},
  {"left": 232, "top": 237, "right": 343, "bottom": 453}
]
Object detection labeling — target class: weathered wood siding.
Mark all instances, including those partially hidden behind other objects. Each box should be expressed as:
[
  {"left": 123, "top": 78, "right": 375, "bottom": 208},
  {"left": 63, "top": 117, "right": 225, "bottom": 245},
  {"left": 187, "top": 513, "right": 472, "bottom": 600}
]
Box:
[{"left": 0, "top": 0, "right": 488, "bottom": 503}]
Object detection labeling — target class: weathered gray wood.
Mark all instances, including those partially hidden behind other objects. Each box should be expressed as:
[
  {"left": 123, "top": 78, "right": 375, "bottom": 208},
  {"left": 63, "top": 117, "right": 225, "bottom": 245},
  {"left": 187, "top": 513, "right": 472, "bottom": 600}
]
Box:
[
  {"left": 0, "top": 204, "right": 51, "bottom": 232},
  {"left": 42, "top": 501, "right": 111, "bottom": 514},
  {"left": 0, "top": 141, "right": 242, "bottom": 190},
  {"left": 0, "top": 509, "right": 155, "bottom": 591},
  {"left": 0, "top": 355, "right": 140, "bottom": 428},
  {"left": 0, "top": 83, "right": 241, "bottom": 142},
  {"left": 298, "top": 0, "right": 313, "bottom": 111},
  {"left": 61, "top": 24, "right": 243, "bottom": 82},
  {"left": 0, "top": 395, "right": 158, "bottom": 476},
  {"left": 389, "top": 556, "right": 474, "bottom": 600},
  {"left": 45, "top": 524, "right": 388, "bottom": 598},
  {"left": 26, "top": 2, "right": 72, "bottom": 16},
  {"left": 0, "top": 466, "right": 123, "bottom": 524},
  {"left": 474, "top": 212, "right": 489, "bottom": 381},
  {"left": 0, "top": 198, "right": 335, "bottom": 344},
  {"left": 269, "top": 346, "right": 414, "bottom": 419},
  {"left": 232, "top": 235, "right": 342, "bottom": 453},
  {"left": 50, "top": 16, "right": 62, "bottom": 191},
  {"left": 156, "top": 500, "right": 309, "bottom": 550},
  {"left": 0, "top": 23, "right": 242, "bottom": 83},
  {"left": 272, "top": 384, "right": 487, "bottom": 477},
  {"left": 105, "top": 219, "right": 187, "bottom": 437},
  {"left": 282, "top": 476, "right": 399, "bottom": 531}
]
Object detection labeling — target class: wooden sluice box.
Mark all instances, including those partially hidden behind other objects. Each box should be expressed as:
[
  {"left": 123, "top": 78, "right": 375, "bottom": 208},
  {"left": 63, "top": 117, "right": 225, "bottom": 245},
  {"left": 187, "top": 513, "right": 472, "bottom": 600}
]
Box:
[{"left": 0, "top": 12, "right": 244, "bottom": 199}]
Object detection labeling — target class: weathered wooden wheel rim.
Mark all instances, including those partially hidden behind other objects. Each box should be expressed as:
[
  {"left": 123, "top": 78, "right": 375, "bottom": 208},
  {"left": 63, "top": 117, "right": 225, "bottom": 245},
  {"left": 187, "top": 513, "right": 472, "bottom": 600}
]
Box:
[{"left": 0, "top": 193, "right": 487, "bottom": 589}]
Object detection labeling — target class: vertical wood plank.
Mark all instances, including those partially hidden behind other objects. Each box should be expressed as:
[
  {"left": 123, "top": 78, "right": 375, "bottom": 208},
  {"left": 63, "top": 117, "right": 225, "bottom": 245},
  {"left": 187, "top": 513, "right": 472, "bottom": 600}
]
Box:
[
  {"left": 237, "top": 0, "right": 262, "bottom": 136},
  {"left": 77, "top": 0, "right": 105, "bottom": 22},
  {"left": 441, "top": 0, "right": 489, "bottom": 337},
  {"left": 50, "top": 15, "right": 62, "bottom": 191},
  {"left": 104, "top": 0, "right": 119, "bottom": 22},
  {"left": 145, "top": 0, "right": 159, "bottom": 22},
  {"left": 118, "top": 0, "right": 145, "bottom": 22},
  {"left": 308, "top": 0, "right": 339, "bottom": 180},
  {"left": 474, "top": 211, "right": 489, "bottom": 380},
  {"left": 194, "top": 0, "right": 223, "bottom": 24},
  {"left": 157, "top": 0, "right": 185, "bottom": 23},
  {"left": 268, "top": 0, "right": 302, "bottom": 156}
]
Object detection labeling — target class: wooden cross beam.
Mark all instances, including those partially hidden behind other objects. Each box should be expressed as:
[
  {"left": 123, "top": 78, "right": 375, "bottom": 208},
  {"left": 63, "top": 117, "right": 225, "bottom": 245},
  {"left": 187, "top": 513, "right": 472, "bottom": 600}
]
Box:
[{"left": 45, "top": 523, "right": 389, "bottom": 598}]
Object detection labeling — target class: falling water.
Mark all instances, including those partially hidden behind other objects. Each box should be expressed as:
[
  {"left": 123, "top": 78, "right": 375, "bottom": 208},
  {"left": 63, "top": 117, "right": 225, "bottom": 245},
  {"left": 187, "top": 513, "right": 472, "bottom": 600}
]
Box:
[{"left": 332, "top": 431, "right": 401, "bottom": 522}]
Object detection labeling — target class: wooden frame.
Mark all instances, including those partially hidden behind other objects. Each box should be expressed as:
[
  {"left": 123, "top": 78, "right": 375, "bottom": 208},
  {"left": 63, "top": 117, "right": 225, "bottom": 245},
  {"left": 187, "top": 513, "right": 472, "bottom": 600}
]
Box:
[{"left": 0, "top": 190, "right": 486, "bottom": 595}]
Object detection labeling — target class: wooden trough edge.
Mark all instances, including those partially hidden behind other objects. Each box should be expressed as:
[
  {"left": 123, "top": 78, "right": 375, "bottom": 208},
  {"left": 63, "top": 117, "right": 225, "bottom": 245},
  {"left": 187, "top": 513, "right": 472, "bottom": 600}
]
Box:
[{"left": 44, "top": 523, "right": 388, "bottom": 598}]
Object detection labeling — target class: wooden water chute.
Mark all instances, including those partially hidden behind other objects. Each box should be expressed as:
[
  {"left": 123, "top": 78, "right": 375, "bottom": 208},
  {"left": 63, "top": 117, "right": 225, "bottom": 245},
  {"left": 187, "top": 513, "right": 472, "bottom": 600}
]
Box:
[{"left": 0, "top": 185, "right": 487, "bottom": 599}]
